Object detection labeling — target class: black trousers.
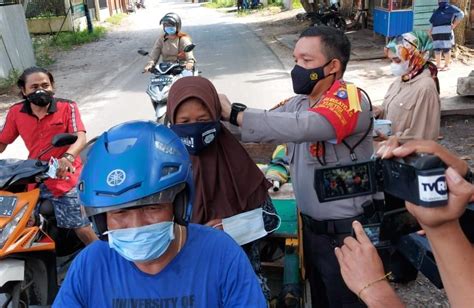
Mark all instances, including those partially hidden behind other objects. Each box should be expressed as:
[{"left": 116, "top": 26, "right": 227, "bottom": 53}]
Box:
[{"left": 302, "top": 223, "right": 366, "bottom": 308}]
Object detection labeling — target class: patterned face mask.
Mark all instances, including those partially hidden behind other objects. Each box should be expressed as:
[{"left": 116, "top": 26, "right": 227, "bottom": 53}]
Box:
[{"left": 386, "top": 31, "right": 435, "bottom": 81}]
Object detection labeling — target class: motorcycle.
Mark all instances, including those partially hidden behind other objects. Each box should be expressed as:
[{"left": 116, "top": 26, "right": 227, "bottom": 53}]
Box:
[
  {"left": 135, "top": 0, "right": 146, "bottom": 9},
  {"left": 138, "top": 44, "right": 197, "bottom": 124},
  {"left": 0, "top": 133, "right": 84, "bottom": 308},
  {"left": 296, "top": 3, "right": 346, "bottom": 32}
]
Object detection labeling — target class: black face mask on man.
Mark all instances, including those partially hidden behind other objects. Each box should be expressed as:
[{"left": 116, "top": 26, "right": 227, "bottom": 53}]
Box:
[
  {"left": 26, "top": 89, "right": 54, "bottom": 107},
  {"left": 291, "top": 60, "right": 334, "bottom": 95}
]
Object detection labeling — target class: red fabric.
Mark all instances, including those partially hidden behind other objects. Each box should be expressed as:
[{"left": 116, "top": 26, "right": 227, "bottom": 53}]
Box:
[
  {"left": 309, "top": 143, "right": 324, "bottom": 158},
  {"left": 308, "top": 80, "right": 360, "bottom": 144},
  {"left": 0, "top": 98, "right": 86, "bottom": 196}
]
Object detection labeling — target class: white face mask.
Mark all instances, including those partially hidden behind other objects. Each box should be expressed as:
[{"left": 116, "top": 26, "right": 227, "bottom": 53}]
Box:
[
  {"left": 390, "top": 61, "right": 409, "bottom": 76},
  {"left": 221, "top": 208, "right": 281, "bottom": 246}
]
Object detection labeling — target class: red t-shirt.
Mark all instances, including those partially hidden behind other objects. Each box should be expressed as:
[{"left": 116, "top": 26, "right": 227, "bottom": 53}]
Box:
[{"left": 0, "top": 98, "right": 86, "bottom": 196}]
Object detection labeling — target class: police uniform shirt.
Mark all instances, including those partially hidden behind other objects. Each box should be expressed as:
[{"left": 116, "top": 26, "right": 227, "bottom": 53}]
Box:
[{"left": 241, "top": 92, "right": 374, "bottom": 221}]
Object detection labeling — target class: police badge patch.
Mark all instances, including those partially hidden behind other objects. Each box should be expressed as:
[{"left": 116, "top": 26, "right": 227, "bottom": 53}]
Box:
[{"left": 336, "top": 89, "right": 348, "bottom": 99}]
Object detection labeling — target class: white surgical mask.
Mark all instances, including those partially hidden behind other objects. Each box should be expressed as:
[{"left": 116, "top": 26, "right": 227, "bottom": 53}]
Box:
[
  {"left": 390, "top": 61, "right": 409, "bottom": 76},
  {"left": 164, "top": 26, "right": 176, "bottom": 35},
  {"left": 105, "top": 221, "right": 175, "bottom": 262},
  {"left": 221, "top": 208, "right": 281, "bottom": 246}
]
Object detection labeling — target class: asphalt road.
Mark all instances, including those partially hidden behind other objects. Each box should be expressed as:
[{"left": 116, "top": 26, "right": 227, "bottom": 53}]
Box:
[{"left": 2, "top": 0, "right": 293, "bottom": 159}]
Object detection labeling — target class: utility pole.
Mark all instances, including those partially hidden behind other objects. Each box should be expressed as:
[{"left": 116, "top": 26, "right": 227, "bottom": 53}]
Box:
[{"left": 83, "top": 0, "right": 94, "bottom": 33}]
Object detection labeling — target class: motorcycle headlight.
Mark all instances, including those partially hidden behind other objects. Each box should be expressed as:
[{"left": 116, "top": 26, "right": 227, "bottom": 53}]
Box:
[
  {"left": 0, "top": 205, "right": 28, "bottom": 249},
  {"left": 147, "top": 85, "right": 163, "bottom": 102}
]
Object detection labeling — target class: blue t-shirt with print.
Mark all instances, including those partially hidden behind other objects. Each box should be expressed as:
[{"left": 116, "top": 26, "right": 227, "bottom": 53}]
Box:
[{"left": 53, "top": 224, "right": 266, "bottom": 308}]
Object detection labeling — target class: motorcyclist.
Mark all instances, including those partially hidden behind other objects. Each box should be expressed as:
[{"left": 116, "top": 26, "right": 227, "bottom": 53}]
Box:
[
  {"left": 143, "top": 12, "right": 195, "bottom": 73},
  {"left": 0, "top": 67, "right": 98, "bottom": 245},
  {"left": 52, "top": 121, "right": 266, "bottom": 307}
]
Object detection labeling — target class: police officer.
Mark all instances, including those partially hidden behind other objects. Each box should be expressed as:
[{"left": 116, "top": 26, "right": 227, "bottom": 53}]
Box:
[{"left": 219, "top": 26, "right": 373, "bottom": 307}]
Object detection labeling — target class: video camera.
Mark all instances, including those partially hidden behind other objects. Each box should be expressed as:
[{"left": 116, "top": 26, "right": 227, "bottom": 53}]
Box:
[
  {"left": 314, "top": 154, "right": 448, "bottom": 244},
  {"left": 314, "top": 154, "right": 447, "bottom": 207}
]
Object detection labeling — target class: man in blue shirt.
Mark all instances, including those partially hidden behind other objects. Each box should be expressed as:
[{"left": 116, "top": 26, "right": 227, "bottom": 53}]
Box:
[{"left": 53, "top": 121, "right": 266, "bottom": 307}]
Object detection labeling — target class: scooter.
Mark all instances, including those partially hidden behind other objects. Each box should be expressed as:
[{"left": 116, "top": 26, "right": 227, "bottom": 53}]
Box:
[
  {"left": 138, "top": 44, "right": 197, "bottom": 124},
  {"left": 296, "top": 2, "right": 346, "bottom": 32},
  {"left": 0, "top": 133, "right": 84, "bottom": 307},
  {"left": 135, "top": 0, "right": 146, "bottom": 9}
]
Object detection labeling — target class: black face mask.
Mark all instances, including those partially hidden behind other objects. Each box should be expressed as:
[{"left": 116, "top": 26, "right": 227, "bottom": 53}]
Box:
[
  {"left": 291, "top": 60, "right": 333, "bottom": 95},
  {"left": 26, "top": 89, "right": 54, "bottom": 107},
  {"left": 170, "top": 121, "right": 221, "bottom": 155}
]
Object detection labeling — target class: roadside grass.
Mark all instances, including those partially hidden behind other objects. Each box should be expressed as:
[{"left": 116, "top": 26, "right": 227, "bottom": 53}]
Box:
[
  {"left": 204, "top": 0, "right": 300, "bottom": 13},
  {"left": 204, "top": 0, "right": 235, "bottom": 8},
  {"left": 33, "top": 36, "right": 55, "bottom": 67},
  {"left": 51, "top": 26, "right": 107, "bottom": 50},
  {"left": 106, "top": 13, "right": 127, "bottom": 25},
  {"left": 31, "top": 26, "right": 107, "bottom": 68},
  {"left": 292, "top": 0, "right": 303, "bottom": 9},
  {"left": 0, "top": 69, "right": 20, "bottom": 95},
  {"left": 236, "top": 1, "right": 284, "bottom": 16}
]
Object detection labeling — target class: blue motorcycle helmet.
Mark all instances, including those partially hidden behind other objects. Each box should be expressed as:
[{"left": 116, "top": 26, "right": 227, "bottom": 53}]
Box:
[{"left": 78, "top": 121, "right": 194, "bottom": 235}]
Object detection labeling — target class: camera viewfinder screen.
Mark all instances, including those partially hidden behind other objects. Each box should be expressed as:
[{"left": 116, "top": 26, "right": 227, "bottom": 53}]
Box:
[{"left": 321, "top": 164, "right": 372, "bottom": 200}]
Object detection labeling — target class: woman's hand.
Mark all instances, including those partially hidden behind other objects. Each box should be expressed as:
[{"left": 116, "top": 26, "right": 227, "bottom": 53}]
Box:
[
  {"left": 373, "top": 131, "right": 388, "bottom": 142},
  {"left": 373, "top": 106, "right": 383, "bottom": 118},
  {"left": 185, "top": 62, "right": 194, "bottom": 70},
  {"left": 143, "top": 63, "right": 154, "bottom": 73}
]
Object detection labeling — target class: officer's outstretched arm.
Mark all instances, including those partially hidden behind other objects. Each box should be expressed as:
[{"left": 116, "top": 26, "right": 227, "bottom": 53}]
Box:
[{"left": 240, "top": 106, "right": 372, "bottom": 144}]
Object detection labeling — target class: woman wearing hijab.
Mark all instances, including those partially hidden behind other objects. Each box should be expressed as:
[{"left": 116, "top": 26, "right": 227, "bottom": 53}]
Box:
[
  {"left": 429, "top": 0, "right": 464, "bottom": 71},
  {"left": 374, "top": 31, "right": 441, "bottom": 141},
  {"left": 167, "top": 76, "right": 279, "bottom": 301}
]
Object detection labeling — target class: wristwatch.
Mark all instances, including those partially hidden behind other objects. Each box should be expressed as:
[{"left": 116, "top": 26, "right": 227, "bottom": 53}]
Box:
[
  {"left": 62, "top": 152, "right": 75, "bottom": 163},
  {"left": 230, "top": 103, "right": 247, "bottom": 126}
]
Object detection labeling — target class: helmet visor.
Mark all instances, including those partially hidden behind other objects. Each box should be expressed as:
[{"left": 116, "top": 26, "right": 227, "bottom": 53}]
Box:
[{"left": 84, "top": 183, "right": 186, "bottom": 217}]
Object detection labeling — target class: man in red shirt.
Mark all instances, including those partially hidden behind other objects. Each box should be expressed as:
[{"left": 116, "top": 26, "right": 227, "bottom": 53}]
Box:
[{"left": 0, "top": 67, "right": 97, "bottom": 245}]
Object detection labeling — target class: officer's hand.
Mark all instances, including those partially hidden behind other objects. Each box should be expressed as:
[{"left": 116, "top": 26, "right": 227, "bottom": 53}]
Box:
[
  {"left": 143, "top": 63, "right": 154, "bottom": 73},
  {"left": 185, "top": 62, "right": 194, "bottom": 71},
  {"left": 406, "top": 167, "right": 474, "bottom": 229},
  {"left": 57, "top": 157, "right": 75, "bottom": 179},
  {"left": 335, "top": 221, "right": 386, "bottom": 296},
  {"left": 218, "top": 94, "right": 232, "bottom": 121}
]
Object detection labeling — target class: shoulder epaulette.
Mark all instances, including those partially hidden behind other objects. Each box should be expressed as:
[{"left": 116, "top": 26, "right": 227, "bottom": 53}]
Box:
[{"left": 269, "top": 96, "right": 296, "bottom": 111}]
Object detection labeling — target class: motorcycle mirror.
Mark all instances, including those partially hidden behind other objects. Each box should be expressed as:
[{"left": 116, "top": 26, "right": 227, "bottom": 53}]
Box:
[
  {"left": 36, "top": 133, "right": 78, "bottom": 161},
  {"left": 51, "top": 133, "right": 78, "bottom": 147},
  {"left": 183, "top": 44, "right": 195, "bottom": 53},
  {"left": 137, "top": 49, "right": 149, "bottom": 56}
]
